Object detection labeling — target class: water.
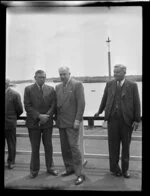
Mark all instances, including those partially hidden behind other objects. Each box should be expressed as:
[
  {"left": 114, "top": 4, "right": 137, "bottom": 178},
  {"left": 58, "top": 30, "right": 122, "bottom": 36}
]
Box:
[
  {"left": 83, "top": 82, "right": 142, "bottom": 116},
  {"left": 11, "top": 81, "right": 142, "bottom": 117}
]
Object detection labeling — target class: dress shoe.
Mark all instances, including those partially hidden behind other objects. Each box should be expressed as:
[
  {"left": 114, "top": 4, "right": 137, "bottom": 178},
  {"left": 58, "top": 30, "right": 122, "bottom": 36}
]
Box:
[
  {"left": 123, "top": 171, "right": 130, "bottom": 178},
  {"left": 8, "top": 163, "right": 15, "bottom": 169},
  {"left": 74, "top": 175, "right": 85, "bottom": 185},
  {"left": 29, "top": 173, "right": 38, "bottom": 179},
  {"left": 47, "top": 169, "right": 58, "bottom": 176},
  {"left": 113, "top": 171, "right": 122, "bottom": 177},
  {"left": 61, "top": 170, "right": 75, "bottom": 177}
]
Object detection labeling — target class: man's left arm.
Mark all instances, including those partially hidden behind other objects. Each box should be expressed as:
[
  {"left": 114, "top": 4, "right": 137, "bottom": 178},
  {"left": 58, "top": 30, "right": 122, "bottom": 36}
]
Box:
[
  {"left": 46, "top": 87, "right": 57, "bottom": 118},
  {"left": 74, "top": 82, "right": 85, "bottom": 129},
  {"left": 132, "top": 83, "right": 141, "bottom": 131},
  {"left": 14, "top": 92, "right": 23, "bottom": 118}
]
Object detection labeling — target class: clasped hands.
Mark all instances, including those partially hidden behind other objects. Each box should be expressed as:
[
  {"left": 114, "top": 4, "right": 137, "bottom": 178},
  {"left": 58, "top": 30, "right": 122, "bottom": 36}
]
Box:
[{"left": 38, "top": 114, "right": 50, "bottom": 126}]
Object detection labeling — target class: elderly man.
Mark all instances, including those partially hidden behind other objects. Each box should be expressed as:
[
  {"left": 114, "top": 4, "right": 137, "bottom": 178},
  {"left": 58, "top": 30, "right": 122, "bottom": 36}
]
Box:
[
  {"left": 55, "top": 66, "right": 85, "bottom": 185},
  {"left": 24, "top": 70, "right": 58, "bottom": 178},
  {"left": 5, "top": 79, "right": 23, "bottom": 169},
  {"left": 94, "top": 64, "right": 141, "bottom": 178}
]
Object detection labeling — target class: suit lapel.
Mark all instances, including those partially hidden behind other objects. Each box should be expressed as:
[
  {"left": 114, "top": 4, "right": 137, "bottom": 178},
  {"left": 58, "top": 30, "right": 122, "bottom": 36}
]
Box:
[
  {"left": 42, "top": 84, "right": 47, "bottom": 98},
  {"left": 33, "top": 83, "right": 43, "bottom": 99},
  {"left": 121, "top": 79, "right": 129, "bottom": 97},
  {"left": 111, "top": 80, "right": 117, "bottom": 97},
  {"left": 42, "top": 84, "right": 50, "bottom": 103},
  {"left": 57, "top": 79, "right": 73, "bottom": 108},
  {"left": 57, "top": 83, "right": 66, "bottom": 108},
  {"left": 111, "top": 79, "right": 129, "bottom": 98}
]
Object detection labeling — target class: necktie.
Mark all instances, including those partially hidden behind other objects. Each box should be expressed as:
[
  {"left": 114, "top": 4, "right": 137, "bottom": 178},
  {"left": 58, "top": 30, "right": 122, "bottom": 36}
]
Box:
[
  {"left": 117, "top": 81, "right": 121, "bottom": 87},
  {"left": 39, "top": 86, "right": 43, "bottom": 95},
  {"left": 117, "top": 81, "right": 122, "bottom": 92}
]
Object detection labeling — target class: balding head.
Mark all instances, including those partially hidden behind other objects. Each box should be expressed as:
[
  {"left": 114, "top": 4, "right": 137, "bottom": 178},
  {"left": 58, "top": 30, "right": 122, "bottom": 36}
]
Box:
[
  {"left": 58, "top": 66, "right": 71, "bottom": 84},
  {"left": 113, "top": 64, "right": 126, "bottom": 81}
]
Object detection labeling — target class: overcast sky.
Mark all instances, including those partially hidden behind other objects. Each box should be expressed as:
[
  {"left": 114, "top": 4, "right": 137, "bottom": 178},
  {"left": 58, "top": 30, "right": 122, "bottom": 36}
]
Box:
[{"left": 6, "top": 6, "right": 142, "bottom": 81}]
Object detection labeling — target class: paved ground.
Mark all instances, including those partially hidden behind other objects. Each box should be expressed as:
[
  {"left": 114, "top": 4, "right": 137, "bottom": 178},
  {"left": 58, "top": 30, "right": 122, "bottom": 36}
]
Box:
[
  {"left": 4, "top": 125, "right": 142, "bottom": 191},
  {"left": 4, "top": 162, "right": 141, "bottom": 191}
]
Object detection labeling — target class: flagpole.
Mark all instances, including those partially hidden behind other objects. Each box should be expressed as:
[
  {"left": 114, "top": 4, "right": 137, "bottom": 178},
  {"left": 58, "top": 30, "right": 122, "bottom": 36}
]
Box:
[{"left": 106, "top": 37, "right": 111, "bottom": 81}]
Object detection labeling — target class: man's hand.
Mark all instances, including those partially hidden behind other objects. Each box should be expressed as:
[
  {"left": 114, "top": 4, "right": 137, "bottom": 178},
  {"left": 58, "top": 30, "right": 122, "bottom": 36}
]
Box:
[
  {"left": 74, "top": 120, "right": 80, "bottom": 130},
  {"left": 39, "top": 114, "right": 49, "bottom": 126},
  {"left": 132, "top": 121, "right": 140, "bottom": 131},
  {"left": 94, "top": 112, "right": 99, "bottom": 117}
]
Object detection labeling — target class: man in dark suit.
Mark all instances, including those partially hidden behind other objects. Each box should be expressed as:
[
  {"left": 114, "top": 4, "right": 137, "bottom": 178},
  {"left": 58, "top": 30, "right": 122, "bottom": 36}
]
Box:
[
  {"left": 24, "top": 70, "right": 58, "bottom": 178},
  {"left": 94, "top": 64, "right": 141, "bottom": 178},
  {"left": 55, "top": 66, "right": 86, "bottom": 185},
  {"left": 5, "top": 79, "right": 23, "bottom": 169}
]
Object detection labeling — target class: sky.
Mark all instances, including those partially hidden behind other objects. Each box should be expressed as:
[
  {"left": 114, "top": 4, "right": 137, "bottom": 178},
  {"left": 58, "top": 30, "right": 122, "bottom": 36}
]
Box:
[{"left": 6, "top": 6, "right": 142, "bottom": 81}]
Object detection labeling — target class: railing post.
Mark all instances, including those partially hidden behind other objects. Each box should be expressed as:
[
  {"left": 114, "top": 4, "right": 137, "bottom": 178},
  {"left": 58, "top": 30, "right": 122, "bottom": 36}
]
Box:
[{"left": 88, "top": 118, "right": 94, "bottom": 128}]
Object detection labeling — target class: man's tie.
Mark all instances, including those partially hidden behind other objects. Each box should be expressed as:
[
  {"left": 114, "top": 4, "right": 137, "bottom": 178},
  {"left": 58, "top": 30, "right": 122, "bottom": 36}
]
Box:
[
  {"left": 39, "top": 86, "right": 43, "bottom": 96},
  {"left": 117, "top": 81, "right": 121, "bottom": 87},
  {"left": 117, "top": 81, "right": 122, "bottom": 91}
]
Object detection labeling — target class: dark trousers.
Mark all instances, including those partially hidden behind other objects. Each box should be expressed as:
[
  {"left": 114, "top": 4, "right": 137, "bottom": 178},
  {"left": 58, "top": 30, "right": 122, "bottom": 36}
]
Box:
[
  {"left": 59, "top": 128, "right": 83, "bottom": 177},
  {"left": 108, "top": 115, "right": 132, "bottom": 173},
  {"left": 28, "top": 127, "right": 53, "bottom": 175},
  {"left": 5, "top": 128, "right": 16, "bottom": 165}
]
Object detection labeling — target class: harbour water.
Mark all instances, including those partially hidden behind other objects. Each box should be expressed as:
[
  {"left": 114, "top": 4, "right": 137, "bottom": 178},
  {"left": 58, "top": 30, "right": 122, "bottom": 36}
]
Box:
[{"left": 11, "top": 81, "right": 142, "bottom": 118}]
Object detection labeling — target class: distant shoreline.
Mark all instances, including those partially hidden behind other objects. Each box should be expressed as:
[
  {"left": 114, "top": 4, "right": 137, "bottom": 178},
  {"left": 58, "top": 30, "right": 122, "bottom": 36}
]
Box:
[{"left": 11, "top": 75, "right": 142, "bottom": 84}]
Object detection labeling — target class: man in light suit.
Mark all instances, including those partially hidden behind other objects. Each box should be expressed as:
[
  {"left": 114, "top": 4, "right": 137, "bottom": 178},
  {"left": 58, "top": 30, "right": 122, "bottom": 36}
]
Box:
[
  {"left": 55, "top": 66, "right": 86, "bottom": 185},
  {"left": 24, "top": 70, "right": 58, "bottom": 178},
  {"left": 95, "top": 64, "right": 141, "bottom": 178},
  {"left": 5, "top": 79, "right": 23, "bottom": 169}
]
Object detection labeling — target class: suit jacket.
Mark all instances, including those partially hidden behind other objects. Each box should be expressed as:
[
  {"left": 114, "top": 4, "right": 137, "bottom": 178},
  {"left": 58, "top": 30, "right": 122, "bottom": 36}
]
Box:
[
  {"left": 98, "top": 79, "right": 141, "bottom": 126},
  {"left": 55, "top": 78, "right": 85, "bottom": 128},
  {"left": 24, "top": 83, "right": 56, "bottom": 129},
  {"left": 5, "top": 87, "right": 23, "bottom": 129}
]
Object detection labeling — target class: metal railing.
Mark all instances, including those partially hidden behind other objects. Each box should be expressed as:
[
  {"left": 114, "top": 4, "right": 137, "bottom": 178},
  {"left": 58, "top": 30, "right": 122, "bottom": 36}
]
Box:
[{"left": 5, "top": 116, "right": 142, "bottom": 161}]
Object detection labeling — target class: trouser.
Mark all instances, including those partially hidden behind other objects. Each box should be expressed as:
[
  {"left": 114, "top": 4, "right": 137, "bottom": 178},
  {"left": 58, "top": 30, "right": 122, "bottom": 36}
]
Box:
[
  {"left": 107, "top": 115, "right": 132, "bottom": 173},
  {"left": 78, "top": 122, "right": 84, "bottom": 163},
  {"left": 59, "top": 127, "right": 84, "bottom": 177},
  {"left": 5, "top": 128, "right": 16, "bottom": 165},
  {"left": 28, "top": 127, "right": 53, "bottom": 175}
]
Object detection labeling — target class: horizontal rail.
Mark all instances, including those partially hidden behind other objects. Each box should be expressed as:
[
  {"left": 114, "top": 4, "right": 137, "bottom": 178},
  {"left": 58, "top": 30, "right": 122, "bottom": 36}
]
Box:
[
  {"left": 17, "top": 116, "right": 105, "bottom": 128},
  {"left": 17, "top": 116, "right": 142, "bottom": 121},
  {"left": 5, "top": 150, "right": 142, "bottom": 161},
  {"left": 17, "top": 116, "right": 142, "bottom": 128},
  {"left": 16, "top": 133, "right": 142, "bottom": 141},
  {"left": 10, "top": 117, "right": 142, "bottom": 165},
  {"left": 83, "top": 135, "right": 142, "bottom": 141},
  {"left": 18, "top": 116, "right": 105, "bottom": 121},
  {"left": 84, "top": 153, "right": 142, "bottom": 161},
  {"left": 16, "top": 133, "right": 59, "bottom": 139}
]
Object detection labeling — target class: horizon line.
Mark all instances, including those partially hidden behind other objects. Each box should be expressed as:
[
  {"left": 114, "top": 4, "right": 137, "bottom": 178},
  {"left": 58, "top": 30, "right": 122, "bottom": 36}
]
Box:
[{"left": 10, "top": 74, "right": 142, "bottom": 83}]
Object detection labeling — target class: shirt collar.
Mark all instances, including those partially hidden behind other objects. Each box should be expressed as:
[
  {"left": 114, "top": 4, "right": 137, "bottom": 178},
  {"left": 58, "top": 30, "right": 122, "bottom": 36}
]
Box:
[
  {"left": 63, "top": 77, "right": 71, "bottom": 87},
  {"left": 117, "top": 78, "right": 125, "bottom": 87},
  {"left": 36, "top": 83, "right": 44, "bottom": 89}
]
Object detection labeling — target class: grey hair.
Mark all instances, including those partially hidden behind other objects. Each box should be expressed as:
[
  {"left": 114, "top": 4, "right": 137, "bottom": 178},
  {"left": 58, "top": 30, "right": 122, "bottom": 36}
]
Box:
[
  {"left": 58, "top": 66, "right": 70, "bottom": 73},
  {"left": 114, "top": 64, "right": 126, "bottom": 73}
]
